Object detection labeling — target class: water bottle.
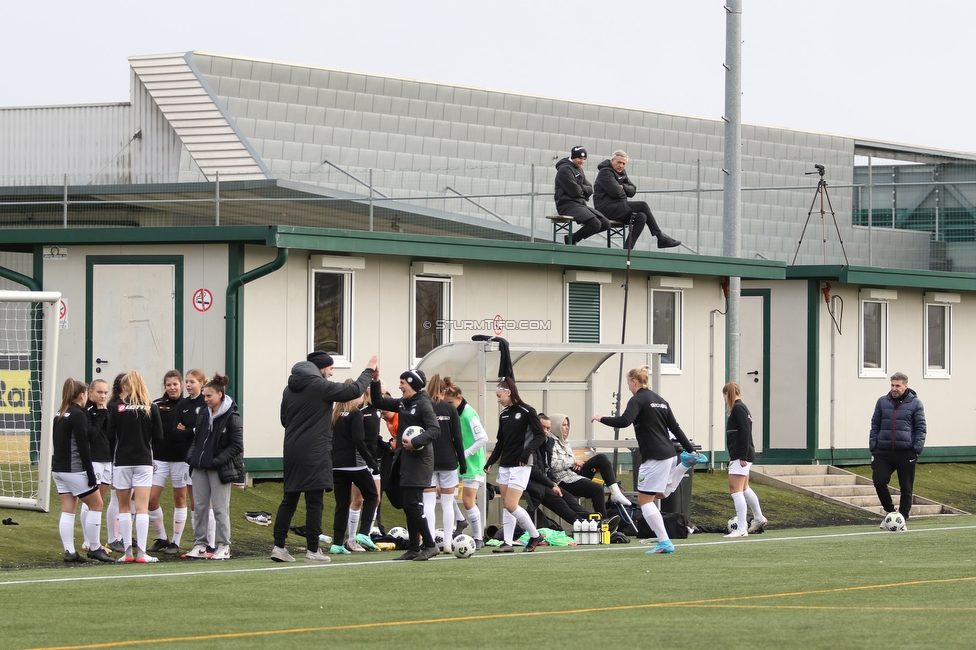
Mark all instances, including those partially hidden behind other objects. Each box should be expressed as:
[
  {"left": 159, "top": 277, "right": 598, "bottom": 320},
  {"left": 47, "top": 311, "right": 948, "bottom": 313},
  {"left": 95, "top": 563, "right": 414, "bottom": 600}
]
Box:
[
  {"left": 573, "top": 519, "right": 583, "bottom": 543},
  {"left": 318, "top": 534, "right": 333, "bottom": 546},
  {"left": 588, "top": 519, "right": 598, "bottom": 545}
]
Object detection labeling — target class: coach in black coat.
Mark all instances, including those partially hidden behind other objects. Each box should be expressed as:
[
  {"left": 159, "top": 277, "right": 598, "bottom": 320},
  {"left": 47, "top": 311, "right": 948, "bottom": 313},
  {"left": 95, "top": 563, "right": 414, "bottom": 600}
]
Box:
[
  {"left": 272, "top": 351, "right": 378, "bottom": 557},
  {"left": 370, "top": 369, "right": 442, "bottom": 559},
  {"left": 593, "top": 151, "right": 680, "bottom": 250}
]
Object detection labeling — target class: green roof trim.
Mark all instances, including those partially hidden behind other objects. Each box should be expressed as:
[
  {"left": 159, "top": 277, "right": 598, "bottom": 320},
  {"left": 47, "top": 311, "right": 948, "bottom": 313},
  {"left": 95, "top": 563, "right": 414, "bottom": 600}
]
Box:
[
  {"left": 269, "top": 226, "right": 787, "bottom": 279},
  {"left": 786, "top": 264, "right": 976, "bottom": 292}
]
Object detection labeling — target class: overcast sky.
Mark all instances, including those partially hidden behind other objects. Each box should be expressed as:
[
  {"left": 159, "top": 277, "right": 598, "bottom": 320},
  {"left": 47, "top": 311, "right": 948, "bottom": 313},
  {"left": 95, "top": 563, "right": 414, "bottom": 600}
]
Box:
[{"left": 3, "top": 1, "right": 973, "bottom": 155}]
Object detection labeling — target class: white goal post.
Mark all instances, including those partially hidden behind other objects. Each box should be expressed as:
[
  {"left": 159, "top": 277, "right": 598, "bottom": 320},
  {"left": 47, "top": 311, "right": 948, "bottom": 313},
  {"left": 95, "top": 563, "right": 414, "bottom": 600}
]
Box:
[{"left": 0, "top": 290, "right": 61, "bottom": 512}]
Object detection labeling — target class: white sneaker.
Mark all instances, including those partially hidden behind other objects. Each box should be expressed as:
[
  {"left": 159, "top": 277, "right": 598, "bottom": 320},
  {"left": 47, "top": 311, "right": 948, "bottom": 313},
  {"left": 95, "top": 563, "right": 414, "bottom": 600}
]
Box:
[
  {"left": 345, "top": 540, "right": 365, "bottom": 553},
  {"left": 747, "top": 516, "right": 768, "bottom": 534},
  {"left": 271, "top": 546, "right": 296, "bottom": 562},
  {"left": 724, "top": 530, "right": 748, "bottom": 539},
  {"left": 609, "top": 483, "right": 632, "bottom": 506},
  {"left": 305, "top": 549, "right": 331, "bottom": 562},
  {"left": 209, "top": 544, "right": 231, "bottom": 560},
  {"left": 184, "top": 544, "right": 209, "bottom": 559}
]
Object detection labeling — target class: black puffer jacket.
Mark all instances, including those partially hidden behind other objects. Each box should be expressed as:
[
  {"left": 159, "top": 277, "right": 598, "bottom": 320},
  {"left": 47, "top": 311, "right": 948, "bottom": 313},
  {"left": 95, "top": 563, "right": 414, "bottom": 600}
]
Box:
[
  {"left": 279, "top": 361, "right": 374, "bottom": 492},
  {"left": 187, "top": 395, "right": 245, "bottom": 484},
  {"left": 370, "top": 381, "right": 440, "bottom": 488},
  {"left": 553, "top": 158, "right": 593, "bottom": 210},
  {"left": 593, "top": 158, "right": 638, "bottom": 222},
  {"left": 869, "top": 388, "right": 926, "bottom": 454}
]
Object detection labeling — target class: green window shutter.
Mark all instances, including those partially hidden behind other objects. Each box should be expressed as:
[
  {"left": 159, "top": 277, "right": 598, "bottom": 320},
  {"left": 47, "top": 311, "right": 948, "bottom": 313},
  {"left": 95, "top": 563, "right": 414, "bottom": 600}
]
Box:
[{"left": 568, "top": 282, "right": 600, "bottom": 343}]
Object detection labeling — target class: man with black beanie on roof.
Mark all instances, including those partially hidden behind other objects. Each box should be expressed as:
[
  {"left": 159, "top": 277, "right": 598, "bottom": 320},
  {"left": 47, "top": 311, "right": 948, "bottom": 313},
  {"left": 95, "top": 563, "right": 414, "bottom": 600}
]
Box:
[
  {"left": 271, "top": 351, "right": 378, "bottom": 563},
  {"left": 554, "top": 146, "right": 610, "bottom": 245}
]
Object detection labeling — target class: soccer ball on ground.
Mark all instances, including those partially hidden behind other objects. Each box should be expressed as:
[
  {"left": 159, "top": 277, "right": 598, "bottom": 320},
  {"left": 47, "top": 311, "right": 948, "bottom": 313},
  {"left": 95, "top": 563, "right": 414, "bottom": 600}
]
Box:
[
  {"left": 453, "top": 534, "right": 476, "bottom": 558},
  {"left": 388, "top": 526, "right": 408, "bottom": 542},
  {"left": 402, "top": 426, "right": 426, "bottom": 450},
  {"left": 882, "top": 511, "right": 906, "bottom": 531},
  {"left": 727, "top": 517, "right": 740, "bottom": 534}
]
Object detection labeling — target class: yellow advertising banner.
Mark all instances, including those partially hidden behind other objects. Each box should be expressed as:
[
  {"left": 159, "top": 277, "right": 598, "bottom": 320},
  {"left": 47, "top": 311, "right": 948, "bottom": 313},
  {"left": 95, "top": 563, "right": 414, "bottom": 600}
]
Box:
[{"left": 0, "top": 370, "right": 31, "bottom": 414}]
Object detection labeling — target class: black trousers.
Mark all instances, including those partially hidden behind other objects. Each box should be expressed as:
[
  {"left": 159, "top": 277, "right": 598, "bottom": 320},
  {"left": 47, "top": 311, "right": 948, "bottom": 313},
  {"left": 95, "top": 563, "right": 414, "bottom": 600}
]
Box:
[
  {"left": 871, "top": 449, "right": 918, "bottom": 518},
  {"left": 273, "top": 489, "right": 324, "bottom": 552},
  {"left": 560, "top": 204, "right": 609, "bottom": 244},
  {"left": 536, "top": 487, "right": 590, "bottom": 525},
  {"left": 558, "top": 453, "right": 618, "bottom": 518},
  {"left": 333, "top": 469, "right": 378, "bottom": 542},
  {"left": 401, "top": 486, "right": 436, "bottom": 551}
]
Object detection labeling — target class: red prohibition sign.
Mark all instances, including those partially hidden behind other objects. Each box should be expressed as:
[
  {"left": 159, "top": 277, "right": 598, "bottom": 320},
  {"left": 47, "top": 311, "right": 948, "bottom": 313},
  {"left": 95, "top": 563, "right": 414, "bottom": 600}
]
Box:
[
  {"left": 193, "top": 288, "right": 213, "bottom": 312},
  {"left": 493, "top": 314, "right": 504, "bottom": 336}
]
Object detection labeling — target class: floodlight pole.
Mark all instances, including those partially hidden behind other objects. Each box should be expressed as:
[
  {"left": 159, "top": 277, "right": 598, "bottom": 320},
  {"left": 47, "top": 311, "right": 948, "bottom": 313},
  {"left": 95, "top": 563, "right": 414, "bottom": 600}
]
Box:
[
  {"left": 612, "top": 242, "right": 634, "bottom": 470},
  {"left": 723, "top": 0, "right": 743, "bottom": 385}
]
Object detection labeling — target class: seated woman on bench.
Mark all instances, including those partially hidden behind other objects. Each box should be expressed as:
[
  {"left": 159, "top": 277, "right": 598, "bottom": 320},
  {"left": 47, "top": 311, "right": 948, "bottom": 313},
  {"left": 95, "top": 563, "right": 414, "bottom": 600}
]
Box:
[{"left": 546, "top": 413, "right": 631, "bottom": 519}]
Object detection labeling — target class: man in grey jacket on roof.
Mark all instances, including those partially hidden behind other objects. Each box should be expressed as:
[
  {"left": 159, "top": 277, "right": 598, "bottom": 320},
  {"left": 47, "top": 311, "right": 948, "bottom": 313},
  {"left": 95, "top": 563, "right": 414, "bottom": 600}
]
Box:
[{"left": 271, "top": 351, "right": 378, "bottom": 563}]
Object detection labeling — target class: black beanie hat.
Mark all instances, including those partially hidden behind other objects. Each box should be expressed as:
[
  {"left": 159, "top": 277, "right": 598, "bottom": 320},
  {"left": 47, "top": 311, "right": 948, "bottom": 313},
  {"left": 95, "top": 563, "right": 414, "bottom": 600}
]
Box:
[
  {"left": 307, "top": 351, "right": 335, "bottom": 370},
  {"left": 400, "top": 369, "right": 426, "bottom": 389},
  {"left": 570, "top": 145, "right": 587, "bottom": 160}
]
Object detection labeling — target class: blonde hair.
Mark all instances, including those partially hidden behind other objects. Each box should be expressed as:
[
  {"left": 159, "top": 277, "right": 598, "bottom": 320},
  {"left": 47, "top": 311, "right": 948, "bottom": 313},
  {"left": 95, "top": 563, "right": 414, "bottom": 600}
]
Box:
[
  {"left": 443, "top": 376, "right": 462, "bottom": 400},
  {"left": 332, "top": 379, "right": 363, "bottom": 424},
  {"left": 57, "top": 378, "right": 87, "bottom": 419},
  {"left": 122, "top": 370, "right": 153, "bottom": 415},
  {"left": 722, "top": 381, "right": 741, "bottom": 411},
  {"left": 627, "top": 365, "right": 650, "bottom": 388}
]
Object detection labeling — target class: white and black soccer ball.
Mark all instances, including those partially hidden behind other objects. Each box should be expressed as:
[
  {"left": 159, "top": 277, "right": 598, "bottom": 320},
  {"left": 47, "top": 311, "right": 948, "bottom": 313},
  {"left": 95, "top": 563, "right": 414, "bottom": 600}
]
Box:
[
  {"left": 388, "top": 526, "right": 408, "bottom": 542},
  {"left": 883, "top": 511, "right": 906, "bottom": 531},
  {"left": 727, "top": 517, "right": 740, "bottom": 534},
  {"left": 453, "top": 534, "right": 476, "bottom": 558},
  {"left": 434, "top": 528, "right": 445, "bottom": 549},
  {"left": 402, "top": 425, "right": 426, "bottom": 450}
]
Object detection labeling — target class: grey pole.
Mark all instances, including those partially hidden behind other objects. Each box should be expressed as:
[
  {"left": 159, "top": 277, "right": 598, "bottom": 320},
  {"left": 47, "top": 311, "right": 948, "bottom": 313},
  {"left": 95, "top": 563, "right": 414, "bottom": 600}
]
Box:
[
  {"left": 723, "top": 0, "right": 743, "bottom": 384},
  {"left": 369, "top": 168, "right": 374, "bottom": 232}
]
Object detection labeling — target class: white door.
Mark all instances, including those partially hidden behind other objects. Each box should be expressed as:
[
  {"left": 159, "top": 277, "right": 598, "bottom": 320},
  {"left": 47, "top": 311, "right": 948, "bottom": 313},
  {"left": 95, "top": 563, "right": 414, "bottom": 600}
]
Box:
[
  {"left": 739, "top": 294, "right": 766, "bottom": 454},
  {"left": 91, "top": 264, "right": 176, "bottom": 386}
]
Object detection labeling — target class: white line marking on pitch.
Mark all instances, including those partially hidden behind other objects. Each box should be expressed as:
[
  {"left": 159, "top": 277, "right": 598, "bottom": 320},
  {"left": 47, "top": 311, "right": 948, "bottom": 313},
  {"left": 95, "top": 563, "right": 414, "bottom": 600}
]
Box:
[{"left": 2, "top": 524, "right": 974, "bottom": 588}]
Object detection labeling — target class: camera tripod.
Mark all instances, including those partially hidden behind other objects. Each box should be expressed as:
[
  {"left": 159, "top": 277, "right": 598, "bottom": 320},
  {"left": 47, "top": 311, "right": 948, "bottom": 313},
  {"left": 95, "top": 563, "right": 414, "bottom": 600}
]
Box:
[{"left": 791, "top": 164, "right": 850, "bottom": 266}]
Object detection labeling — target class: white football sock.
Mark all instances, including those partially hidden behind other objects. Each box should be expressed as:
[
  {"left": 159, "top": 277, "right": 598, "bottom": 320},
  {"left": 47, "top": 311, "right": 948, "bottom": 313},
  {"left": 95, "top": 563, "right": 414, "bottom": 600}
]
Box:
[
  {"left": 640, "top": 500, "right": 669, "bottom": 542},
  {"left": 439, "top": 492, "right": 456, "bottom": 537},
  {"left": 502, "top": 509, "right": 516, "bottom": 545},
  {"left": 59, "top": 512, "right": 77, "bottom": 554},
  {"left": 743, "top": 487, "right": 764, "bottom": 521},
  {"left": 467, "top": 506, "right": 483, "bottom": 540},
  {"left": 118, "top": 512, "right": 133, "bottom": 551},
  {"left": 732, "top": 491, "right": 748, "bottom": 531},
  {"left": 149, "top": 507, "right": 167, "bottom": 540},
  {"left": 172, "top": 507, "right": 188, "bottom": 546},
  {"left": 84, "top": 509, "right": 103, "bottom": 550},
  {"left": 423, "top": 491, "right": 438, "bottom": 540},
  {"left": 453, "top": 499, "right": 465, "bottom": 523},
  {"left": 107, "top": 491, "right": 120, "bottom": 541},
  {"left": 512, "top": 506, "right": 538, "bottom": 539},
  {"left": 665, "top": 463, "right": 690, "bottom": 497},
  {"left": 135, "top": 513, "right": 150, "bottom": 553},
  {"left": 347, "top": 508, "right": 361, "bottom": 542}
]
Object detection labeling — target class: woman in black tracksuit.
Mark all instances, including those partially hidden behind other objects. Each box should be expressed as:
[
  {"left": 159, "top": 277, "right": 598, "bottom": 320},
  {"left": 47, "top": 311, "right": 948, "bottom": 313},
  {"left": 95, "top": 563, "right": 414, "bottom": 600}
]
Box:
[
  {"left": 330, "top": 382, "right": 379, "bottom": 554},
  {"left": 53, "top": 378, "right": 112, "bottom": 562},
  {"left": 370, "top": 368, "right": 440, "bottom": 561},
  {"left": 483, "top": 376, "right": 545, "bottom": 553}
]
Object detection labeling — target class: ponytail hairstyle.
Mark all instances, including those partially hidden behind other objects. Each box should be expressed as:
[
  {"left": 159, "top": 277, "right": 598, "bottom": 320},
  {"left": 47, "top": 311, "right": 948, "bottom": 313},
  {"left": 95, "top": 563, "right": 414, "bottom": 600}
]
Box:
[
  {"left": 427, "top": 373, "right": 446, "bottom": 403},
  {"left": 332, "top": 379, "right": 363, "bottom": 424},
  {"left": 722, "top": 380, "right": 741, "bottom": 411},
  {"left": 57, "top": 378, "right": 88, "bottom": 419},
  {"left": 111, "top": 373, "right": 126, "bottom": 402},
  {"left": 121, "top": 370, "right": 153, "bottom": 416},
  {"left": 204, "top": 373, "right": 230, "bottom": 400},
  {"left": 627, "top": 365, "right": 650, "bottom": 388},
  {"left": 496, "top": 376, "right": 525, "bottom": 407},
  {"left": 442, "top": 376, "right": 463, "bottom": 401}
]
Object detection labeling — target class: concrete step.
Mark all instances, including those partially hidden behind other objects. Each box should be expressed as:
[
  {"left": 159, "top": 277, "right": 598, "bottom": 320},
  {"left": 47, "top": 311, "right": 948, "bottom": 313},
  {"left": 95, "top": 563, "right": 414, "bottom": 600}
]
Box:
[
  {"left": 749, "top": 464, "right": 969, "bottom": 519},
  {"left": 789, "top": 475, "right": 859, "bottom": 487}
]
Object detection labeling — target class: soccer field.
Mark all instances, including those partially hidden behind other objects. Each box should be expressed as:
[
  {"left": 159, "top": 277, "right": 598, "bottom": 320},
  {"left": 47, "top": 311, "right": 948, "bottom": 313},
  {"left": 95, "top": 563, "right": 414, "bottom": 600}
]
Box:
[{"left": 2, "top": 520, "right": 974, "bottom": 650}]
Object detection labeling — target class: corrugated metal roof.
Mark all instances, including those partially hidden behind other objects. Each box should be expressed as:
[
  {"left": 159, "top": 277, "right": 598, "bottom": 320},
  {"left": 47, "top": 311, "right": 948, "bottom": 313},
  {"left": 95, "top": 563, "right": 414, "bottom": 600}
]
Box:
[{"left": 128, "top": 53, "right": 270, "bottom": 181}]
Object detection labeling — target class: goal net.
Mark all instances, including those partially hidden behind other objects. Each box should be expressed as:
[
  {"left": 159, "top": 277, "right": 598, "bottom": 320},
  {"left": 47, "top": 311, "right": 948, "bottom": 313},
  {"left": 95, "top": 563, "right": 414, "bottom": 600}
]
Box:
[{"left": 0, "top": 290, "right": 61, "bottom": 512}]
